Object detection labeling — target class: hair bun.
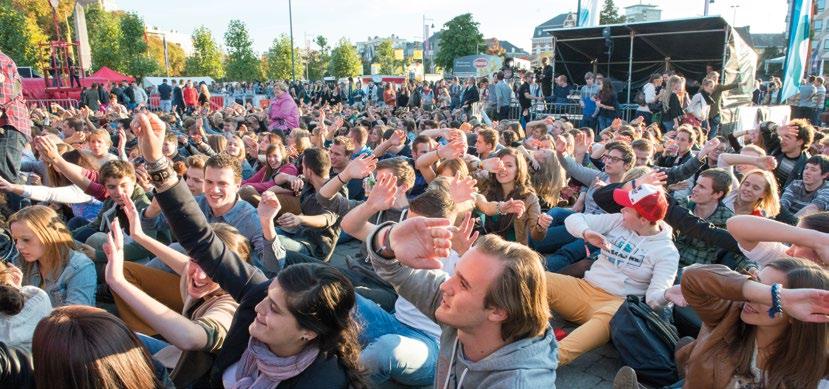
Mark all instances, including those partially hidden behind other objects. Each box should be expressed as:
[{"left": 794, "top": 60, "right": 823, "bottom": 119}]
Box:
[{"left": 0, "top": 284, "right": 24, "bottom": 315}]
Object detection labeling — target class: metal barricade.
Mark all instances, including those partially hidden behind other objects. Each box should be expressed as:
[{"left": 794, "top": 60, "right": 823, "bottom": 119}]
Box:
[
  {"left": 532, "top": 102, "right": 584, "bottom": 122},
  {"left": 26, "top": 98, "right": 79, "bottom": 110}
]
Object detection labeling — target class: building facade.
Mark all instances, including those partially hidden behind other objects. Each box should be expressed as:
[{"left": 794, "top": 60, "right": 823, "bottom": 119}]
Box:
[{"left": 624, "top": 4, "right": 662, "bottom": 23}]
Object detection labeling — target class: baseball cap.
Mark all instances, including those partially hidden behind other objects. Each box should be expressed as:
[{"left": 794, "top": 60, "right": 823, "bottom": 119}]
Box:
[{"left": 612, "top": 184, "right": 668, "bottom": 222}]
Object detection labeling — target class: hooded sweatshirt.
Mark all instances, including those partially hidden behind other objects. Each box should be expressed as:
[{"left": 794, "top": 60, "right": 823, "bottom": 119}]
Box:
[
  {"left": 367, "top": 222, "right": 559, "bottom": 389},
  {"left": 564, "top": 213, "right": 678, "bottom": 309},
  {"left": 0, "top": 286, "right": 52, "bottom": 351}
]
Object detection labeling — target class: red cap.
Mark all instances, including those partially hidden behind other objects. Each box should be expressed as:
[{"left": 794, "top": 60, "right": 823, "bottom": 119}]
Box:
[{"left": 613, "top": 184, "right": 668, "bottom": 222}]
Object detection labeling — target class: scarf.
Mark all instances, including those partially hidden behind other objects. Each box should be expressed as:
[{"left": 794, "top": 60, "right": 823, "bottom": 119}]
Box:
[{"left": 232, "top": 338, "right": 320, "bottom": 389}]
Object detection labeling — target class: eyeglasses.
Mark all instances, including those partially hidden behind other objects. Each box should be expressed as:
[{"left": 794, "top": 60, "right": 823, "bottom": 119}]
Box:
[{"left": 601, "top": 154, "right": 626, "bottom": 164}]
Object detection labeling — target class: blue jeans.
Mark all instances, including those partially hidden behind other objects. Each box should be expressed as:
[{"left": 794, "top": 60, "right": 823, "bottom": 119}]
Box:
[
  {"left": 278, "top": 234, "right": 312, "bottom": 256},
  {"left": 708, "top": 114, "right": 721, "bottom": 139},
  {"left": 530, "top": 208, "right": 577, "bottom": 254},
  {"left": 597, "top": 115, "right": 614, "bottom": 131},
  {"left": 137, "top": 332, "right": 170, "bottom": 355},
  {"left": 355, "top": 295, "right": 439, "bottom": 387},
  {"left": 662, "top": 120, "right": 675, "bottom": 132},
  {"left": 0, "top": 127, "right": 27, "bottom": 211},
  {"left": 160, "top": 100, "right": 172, "bottom": 113},
  {"left": 545, "top": 238, "right": 596, "bottom": 272}
]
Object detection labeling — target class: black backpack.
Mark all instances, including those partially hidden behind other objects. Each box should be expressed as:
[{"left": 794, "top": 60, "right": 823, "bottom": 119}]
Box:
[{"left": 610, "top": 295, "right": 680, "bottom": 387}]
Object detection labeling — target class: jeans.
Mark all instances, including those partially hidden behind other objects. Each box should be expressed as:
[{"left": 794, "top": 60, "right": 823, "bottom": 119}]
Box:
[
  {"left": 662, "top": 120, "right": 675, "bottom": 132},
  {"left": 71, "top": 224, "right": 98, "bottom": 244},
  {"left": 137, "top": 332, "right": 170, "bottom": 355},
  {"left": 708, "top": 114, "right": 721, "bottom": 139},
  {"left": 0, "top": 127, "right": 27, "bottom": 212},
  {"left": 530, "top": 208, "right": 577, "bottom": 254},
  {"left": 159, "top": 100, "right": 172, "bottom": 113},
  {"left": 580, "top": 115, "right": 596, "bottom": 130},
  {"left": 597, "top": 115, "right": 614, "bottom": 131},
  {"left": 355, "top": 295, "right": 439, "bottom": 387},
  {"left": 545, "top": 238, "right": 596, "bottom": 272},
  {"left": 278, "top": 234, "right": 312, "bottom": 256}
]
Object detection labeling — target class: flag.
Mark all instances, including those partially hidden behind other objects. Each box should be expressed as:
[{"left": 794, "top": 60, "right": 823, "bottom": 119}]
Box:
[
  {"left": 780, "top": 0, "right": 813, "bottom": 103},
  {"left": 579, "top": 0, "right": 601, "bottom": 27}
]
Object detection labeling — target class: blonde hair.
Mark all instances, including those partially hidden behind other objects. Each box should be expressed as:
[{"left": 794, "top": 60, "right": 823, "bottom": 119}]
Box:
[
  {"left": 9, "top": 205, "right": 76, "bottom": 283},
  {"left": 225, "top": 134, "right": 247, "bottom": 162},
  {"left": 740, "top": 169, "right": 780, "bottom": 217},
  {"left": 88, "top": 128, "right": 113, "bottom": 146}
]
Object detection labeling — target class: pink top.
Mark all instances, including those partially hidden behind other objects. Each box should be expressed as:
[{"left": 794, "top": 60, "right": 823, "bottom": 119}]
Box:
[
  {"left": 268, "top": 93, "right": 299, "bottom": 131},
  {"left": 82, "top": 169, "right": 108, "bottom": 201},
  {"left": 242, "top": 163, "right": 298, "bottom": 193}
]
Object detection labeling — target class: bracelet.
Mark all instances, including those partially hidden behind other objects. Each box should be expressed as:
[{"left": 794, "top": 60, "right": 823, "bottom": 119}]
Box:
[
  {"left": 768, "top": 283, "right": 783, "bottom": 318},
  {"left": 496, "top": 201, "right": 503, "bottom": 215},
  {"left": 377, "top": 225, "right": 395, "bottom": 260},
  {"left": 336, "top": 174, "right": 346, "bottom": 184},
  {"left": 145, "top": 156, "right": 169, "bottom": 172}
]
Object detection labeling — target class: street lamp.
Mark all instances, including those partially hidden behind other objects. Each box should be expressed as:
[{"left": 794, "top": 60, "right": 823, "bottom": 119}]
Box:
[
  {"left": 704, "top": 0, "right": 715, "bottom": 16},
  {"left": 730, "top": 4, "right": 740, "bottom": 26},
  {"left": 289, "top": 0, "right": 295, "bottom": 81},
  {"left": 423, "top": 15, "right": 435, "bottom": 73}
]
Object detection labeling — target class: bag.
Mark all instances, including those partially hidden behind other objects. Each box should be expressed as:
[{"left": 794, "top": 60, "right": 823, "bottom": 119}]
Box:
[
  {"left": 680, "top": 114, "right": 701, "bottom": 127},
  {"left": 610, "top": 295, "right": 680, "bottom": 387}
]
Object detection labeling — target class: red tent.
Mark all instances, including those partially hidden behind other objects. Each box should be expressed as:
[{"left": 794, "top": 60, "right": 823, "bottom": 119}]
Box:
[{"left": 90, "top": 66, "right": 135, "bottom": 83}]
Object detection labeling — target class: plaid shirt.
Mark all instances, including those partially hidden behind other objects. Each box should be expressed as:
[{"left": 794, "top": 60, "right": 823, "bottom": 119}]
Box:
[
  {"left": 0, "top": 51, "right": 31, "bottom": 139},
  {"left": 675, "top": 199, "right": 735, "bottom": 267}
]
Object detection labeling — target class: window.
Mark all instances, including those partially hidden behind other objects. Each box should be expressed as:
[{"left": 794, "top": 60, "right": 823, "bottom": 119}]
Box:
[
  {"left": 819, "top": 0, "right": 826, "bottom": 11},
  {"left": 824, "top": 38, "right": 829, "bottom": 51},
  {"left": 816, "top": 19, "right": 824, "bottom": 32}
]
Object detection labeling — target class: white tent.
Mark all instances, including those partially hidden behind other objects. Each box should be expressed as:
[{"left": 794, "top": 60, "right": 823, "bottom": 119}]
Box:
[{"left": 142, "top": 76, "right": 215, "bottom": 90}]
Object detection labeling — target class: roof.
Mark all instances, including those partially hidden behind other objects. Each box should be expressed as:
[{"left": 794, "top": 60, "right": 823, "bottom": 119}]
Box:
[
  {"left": 91, "top": 66, "right": 134, "bottom": 83},
  {"left": 624, "top": 3, "right": 659, "bottom": 9},
  {"left": 498, "top": 40, "right": 529, "bottom": 55},
  {"left": 533, "top": 13, "right": 573, "bottom": 38}
]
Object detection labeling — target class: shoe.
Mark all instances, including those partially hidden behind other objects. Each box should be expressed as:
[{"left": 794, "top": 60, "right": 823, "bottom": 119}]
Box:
[{"left": 613, "top": 366, "right": 641, "bottom": 389}]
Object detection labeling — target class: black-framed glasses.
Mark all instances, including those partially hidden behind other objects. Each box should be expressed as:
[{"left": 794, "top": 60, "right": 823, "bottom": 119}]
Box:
[{"left": 601, "top": 154, "right": 626, "bottom": 164}]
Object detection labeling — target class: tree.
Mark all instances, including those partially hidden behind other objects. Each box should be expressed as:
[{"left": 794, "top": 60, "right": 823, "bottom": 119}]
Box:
[
  {"left": 306, "top": 35, "right": 330, "bottom": 80},
  {"left": 224, "top": 19, "right": 260, "bottom": 81},
  {"left": 120, "top": 12, "right": 157, "bottom": 77},
  {"left": 262, "top": 34, "right": 304, "bottom": 80},
  {"left": 375, "top": 39, "right": 396, "bottom": 75},
  {"left": 148, "top": 35, "right": 186, "bottom": 76},
  {"left": 85, "top": 3, "right": 124, "bottom": 72},
  {"left": 0, "top": 5, "right": 49, "bottom": 70},
  {"left": 328, "top": 38, "right": 361, "bottom": 78},
  {"left": 184, "top": 26, "right": 224, "bottom": 79},
  {"left": 434, "top": 13, "right": 484, "bottom": 72},
  {"left": 599, "top": 0, "right": 626, "bottom": 25}
]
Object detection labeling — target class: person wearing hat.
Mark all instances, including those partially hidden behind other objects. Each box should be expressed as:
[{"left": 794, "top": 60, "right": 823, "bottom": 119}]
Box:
[{"left": 545, "top": 183, "right": 679, "bottom": 365}]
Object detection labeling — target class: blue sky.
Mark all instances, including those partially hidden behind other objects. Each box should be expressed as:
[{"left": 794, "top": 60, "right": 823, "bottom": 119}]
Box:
[{"left": 116, "top": 0, "right": 788, "bottom": 54}]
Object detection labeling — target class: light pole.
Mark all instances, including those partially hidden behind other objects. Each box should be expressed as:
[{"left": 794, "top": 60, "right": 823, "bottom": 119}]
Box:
[
  {"left": 423, "top": 15, "right": 434, "bottom": 73},
  {"left": 704, "top": 0, "right": 714, "bottom": 16},
  {"left": 730, "top": 4, "right": 740, "bottom": 26},
  {"left": 289, "top": 0, "right": 295, "bottom": 81}
]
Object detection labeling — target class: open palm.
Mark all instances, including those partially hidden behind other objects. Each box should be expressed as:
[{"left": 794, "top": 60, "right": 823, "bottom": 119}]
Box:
[{"left": 388, "top": 217, "right": 453, "bottom": 270}]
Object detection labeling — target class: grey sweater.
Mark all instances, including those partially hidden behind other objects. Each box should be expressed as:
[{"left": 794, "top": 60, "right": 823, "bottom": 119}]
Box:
[{"left": 367, "top": 222, "right": 559, "bottom": 388}]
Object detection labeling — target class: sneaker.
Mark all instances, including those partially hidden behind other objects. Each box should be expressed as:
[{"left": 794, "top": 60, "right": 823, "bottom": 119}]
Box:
[{"left": 613, "top": 366, "right": 642, "bottom": 389}]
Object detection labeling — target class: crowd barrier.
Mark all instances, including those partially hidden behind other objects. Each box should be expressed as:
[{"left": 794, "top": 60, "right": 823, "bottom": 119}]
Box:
[{"left": 26, "top": 98, "right": 79, "bottom": 110}]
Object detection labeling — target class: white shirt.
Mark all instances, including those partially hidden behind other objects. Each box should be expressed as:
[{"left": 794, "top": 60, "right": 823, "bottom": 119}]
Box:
[{"left": 738, "top": 241, "right": 789, "bottom": 268}]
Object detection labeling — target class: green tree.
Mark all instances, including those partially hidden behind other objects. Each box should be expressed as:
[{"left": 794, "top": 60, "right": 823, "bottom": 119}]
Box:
[
  {"left": 375, "top": 39, "right": 396, "bottom": 75},
  {"left": 328, "top": 38, "right": 361, "bottom": 78},
  {"left": 184, "top": 26, "right": 224, "bottom": 79},
  {"left": 599, "top": 0, "right": 626, "bottom": 25},
  {"left": 120, "top": 12, "right": 157, "bottom": 77},
  {"left": 306, "top": 35, "right": 330, "bottom": 80},
  {"left": 224, "top": 19, "right": 260, "bottom": 81},
  {"left": 263, "top": 34, "right": 304, "bottom": 80},
  {"left": 148, "top": 35, "right": 186, "bottom": 76},
  {"left": 0, "top": 5, "right": 49, "bottom": 70},
  {"left": 434, "top": 13, "right": 484, "bottom": 72},
  {"left": 85, "top": 3, "right": 123, "bottom": 72}
]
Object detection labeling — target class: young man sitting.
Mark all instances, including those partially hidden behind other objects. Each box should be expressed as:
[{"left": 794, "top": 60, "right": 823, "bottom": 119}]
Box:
[
  {"left": 674, "top": 168, "right": 735, "bottom": 269},
  {"left": 362, "top": 213, "right": 559, "bottom": 387},
  {"left": 549, "top": 183, "right": 679, "bottom": 365},
  {"left": 780, "top": 154, "right": 829, "bottom": 218}
]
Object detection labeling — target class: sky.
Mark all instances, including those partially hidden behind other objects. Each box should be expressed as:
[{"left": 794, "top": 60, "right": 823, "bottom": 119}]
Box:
[{"left": 115, "top": 0, "right": 789, "bottom": 54}]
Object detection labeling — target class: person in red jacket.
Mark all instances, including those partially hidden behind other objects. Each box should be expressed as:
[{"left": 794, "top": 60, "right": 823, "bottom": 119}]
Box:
[{"left": 182, "top": 81, "right": 198, "bottom": 113}]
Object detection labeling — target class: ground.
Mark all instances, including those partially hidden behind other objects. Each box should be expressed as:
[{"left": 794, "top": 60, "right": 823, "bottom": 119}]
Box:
[{"left": 330, "top": 239, "right": 623, "bottom": 389}]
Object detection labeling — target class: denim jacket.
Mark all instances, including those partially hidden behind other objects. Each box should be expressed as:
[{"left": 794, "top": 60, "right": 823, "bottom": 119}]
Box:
[
  {"left": 141, "top": 195, "right": 279, "bottom": 270},
  {"left": 17, "top": 250, "right": 96, "bottom": 307}
]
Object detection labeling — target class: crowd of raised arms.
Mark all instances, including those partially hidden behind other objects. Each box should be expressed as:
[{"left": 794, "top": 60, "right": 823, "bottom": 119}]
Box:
[{"left": 0, "top": 48, "right": 828, "bottom": 389}]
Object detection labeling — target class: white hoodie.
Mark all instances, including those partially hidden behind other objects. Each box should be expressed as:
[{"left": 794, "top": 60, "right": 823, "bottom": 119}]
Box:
[{"left": 565, "top": 213, "right": 679, "bottom": 309}]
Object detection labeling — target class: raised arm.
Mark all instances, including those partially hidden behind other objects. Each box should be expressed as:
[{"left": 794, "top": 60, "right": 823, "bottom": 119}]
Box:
[
  {"left": 340, "top": 172, "right": 398, "bottom": 241},
  {"left": 727, "top": 215, "right": 829, "bottom": 266},
  {"left": 34, "top": 136, "right": 93, "bottom": 191},
  {"left": 122, "top": 196, "right": 188, "bottom": 275}
]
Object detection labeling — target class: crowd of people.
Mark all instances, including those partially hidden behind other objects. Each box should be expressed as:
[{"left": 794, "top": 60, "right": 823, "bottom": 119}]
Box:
[{"left": 1, "top": 47, "right": 828, "bottom": 388}]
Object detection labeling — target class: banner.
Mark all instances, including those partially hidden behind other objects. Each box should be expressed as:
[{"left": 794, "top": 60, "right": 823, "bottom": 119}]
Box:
[
  {"left": 579, "top": 0, "right": 601, "bottom": 27},
  {"left": 780, "top": 0, "right": 813, "bottom": 103},
  {"left": 73, "top": 3, "right": 91, "bottom": 71}
]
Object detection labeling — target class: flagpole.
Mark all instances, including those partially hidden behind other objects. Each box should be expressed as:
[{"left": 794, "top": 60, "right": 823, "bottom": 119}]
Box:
[
  {"left": 779, "top": 0, "right": 800, "bottom": 104},
  {"left": 577, "top": 0, "right": 582, "bottom": 27}
]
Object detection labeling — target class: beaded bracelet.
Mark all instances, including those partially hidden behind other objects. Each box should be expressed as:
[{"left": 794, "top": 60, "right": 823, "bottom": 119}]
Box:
[{"left": 768, "top": 283, "right": 783, "bottom": 318}]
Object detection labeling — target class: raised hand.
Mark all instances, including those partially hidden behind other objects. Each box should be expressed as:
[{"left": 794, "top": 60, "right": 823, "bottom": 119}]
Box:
[
  {"left": 501, "top": 199, "right": 526, "bottom": 218},
  {"left": 638, "top": 170, "right": 668, "bottom": 187},
  {"left": 277, "top": 212, "right": 301, "bottom": 228},
  {"left": 537, "top": 213, "right": 553, "bottom": 230},
  {"left": 759, "top": 156, "right": 778, "bottom": 171},
  {"left": 388, "top": 217, "right": 454, "bottom": 269},
  {"left": 34, "top": 136, "right": 62, "bottom": 164},
  {"left": 121, "top": 196, "right": 145, "bottom": 239},
  {"left": 437, "top": 139, "right": 465, "bottom": 160},
  {"left": 343, "top": 154, "right": 378, "bottom": 181},
  {"left": 0, "top": 175, "right": 20, "bottom": 193},
  {"left": 583, "top": 229, "right": 611, "bottom": 250},
  {"left": 699, "top": 137, "right": 722, "bottom": 159},
  {"left": 450, "top": 212, "right": 479, "bottom": 255},
  {"left": 448, "top": 175, "right": 477, "bottom": 204},
  {"left": 103, "top": 219, "right": 126, "bottom": 286},
  {"left": 481, "top": 157, "right": 505, "bottom": 174},
  {"left": 131, "top": 112, "right": 167, "bottom": 161},
  {"left": 257, "top": 191, "right": 282, "bottom": 221},
  {"left": 780, "top": 287, "right": 829, "bottom": 323},
  {"left": 365, "top": 172, "right": 398, "bottom": 213},
  {"left": 289, "top": 175, "right": 304, "bottom": 193}
]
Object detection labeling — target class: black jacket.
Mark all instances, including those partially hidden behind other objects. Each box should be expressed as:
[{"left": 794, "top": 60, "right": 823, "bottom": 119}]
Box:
[
  {"left": 172, "top": 86, "right": 184, "bottom": 105},
  {"left": 154, "top": 180, "right": 349, "bottom": 388},
  {"left": 158, "top": 83, "right": 172, "bottom": 100},
  {"left": 0, "top": 342, "right": 33, "bottom": 389},
  {"left": 461, "top": 86, "right": 479, "bottom": 107}
]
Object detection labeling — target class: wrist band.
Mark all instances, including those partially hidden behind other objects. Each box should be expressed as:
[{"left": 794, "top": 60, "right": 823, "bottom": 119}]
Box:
[
  {"left": 768, "top": 283, "right": 783, "bottom": 318},
  {"left": 336, "top": 174, "right": 346, "bottom": 184}
]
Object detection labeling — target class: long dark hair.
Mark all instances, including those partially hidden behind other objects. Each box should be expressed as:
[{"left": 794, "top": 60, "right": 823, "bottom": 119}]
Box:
[
  {"left": 32, "top": 306, "right": 159, "bottom": 389},
  {"left": 278, "top": 263, "right": 369, "bottom": 388},
  {"left": 727, "top": 257, "right": 828, "bottom": 388},
  {"left": 598, "top": 79, "right": 616, "bottom": 102}
]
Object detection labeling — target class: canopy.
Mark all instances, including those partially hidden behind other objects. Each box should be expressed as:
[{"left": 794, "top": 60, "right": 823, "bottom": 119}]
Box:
[
  {"left": 545, "top": 16, "right": 757, "bottom": 108},
  {"left": 90, "top": 66, "right": 134, "bottom": 83}
]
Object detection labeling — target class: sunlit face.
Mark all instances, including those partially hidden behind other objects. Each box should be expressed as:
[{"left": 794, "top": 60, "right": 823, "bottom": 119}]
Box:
[
  {"left": 690, "top": 176, "right": 721, "bottom": 205},
  {"left": 250, "top": 280, "right": 311, "bottom": 356},
  {"left": 88, "top": 137, "right": 109, "bottom": 157},
  {"left": 10, "top": 221, "right": 45, "bottom": 263},
  {"left": 104, "top": 176, "right": 135, "bottom": 207},
  {"left": 738, "top": 172, "right": 768, "bottom": 205},
  {"left": 675, "top": 132, "right": 692, "bottom": 154},
  {"left": 185, "top": 260, "right": 219, "bottom": 299},
  {"left": 329, "top": 144, "right": 349, "bottom": 171},
  {"left": 162, "top": 139, "right": 178, "bottom": 158},
  {"left": 226, "top": 138, "right": 242, "bottom": 157},
  {"left": 185, "top": 166, "right": 205, "bottom": 196},
  {"left": 413, "top": 142, "right": 431, "bottom": 161},
  {"left": 496, "top": 154, "right": 518, "bottom": 184},
  {"left": 620, "top": 207, "right": 649, "bottom": 231},
  {"left": 475, "top": 135, "right": 493, "bottom": 157},
  {"left": 634, "top": 149, "right": 652, "bottom": 167},
  {"left": 740, "top": 267, "right": 788, "bottom": 327},
  {"left": 436, "top": 248, "right": 504, "bottom": 331},
  {"left": 203, "top": 166, "right": 239, "bottom": 211},
  {"left": 601, "top": 149, "right": 629, "bottom": 176},
  {"left": 267, "top": 149, "right": 283, "bottom": 170},
  {"left": 780, "top": 130, "right": 803, "bottom": 155}
]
